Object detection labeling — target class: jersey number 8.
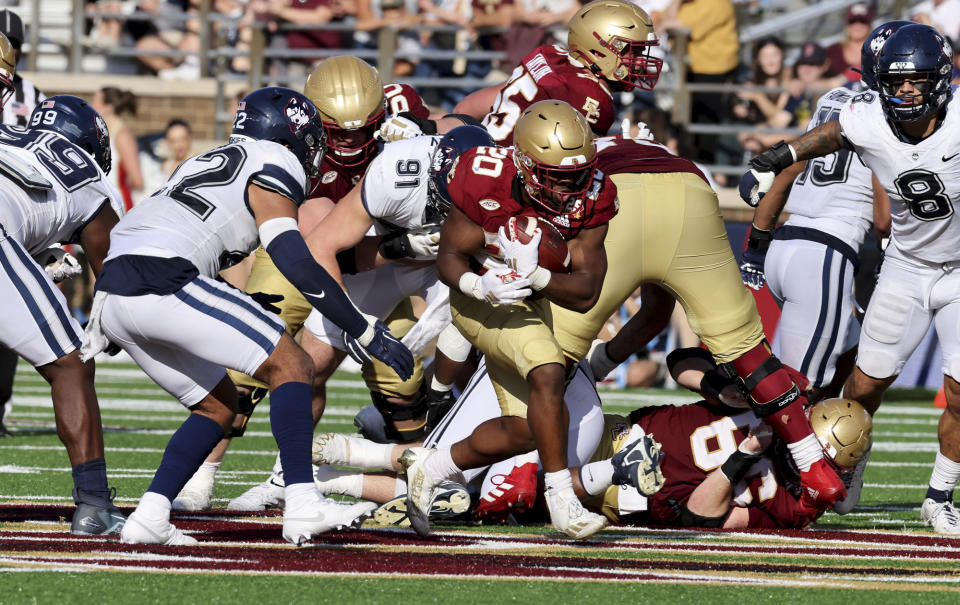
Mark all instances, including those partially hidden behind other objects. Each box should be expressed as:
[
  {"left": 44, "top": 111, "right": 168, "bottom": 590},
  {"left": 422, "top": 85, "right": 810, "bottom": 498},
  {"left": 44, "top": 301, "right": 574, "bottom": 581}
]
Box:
[{"left": 895, "top": 169, "right": 953, "bottom": 222}]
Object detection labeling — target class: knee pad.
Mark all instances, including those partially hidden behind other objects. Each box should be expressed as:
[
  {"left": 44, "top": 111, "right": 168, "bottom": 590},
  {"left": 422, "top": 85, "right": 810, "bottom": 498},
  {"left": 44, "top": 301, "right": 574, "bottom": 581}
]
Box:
[
  {"left": 668, "top": 497, "right": 728, "bottom": 528},
  {"left": 720, "top": 343, "right": 802, "bottom": 418},
  {"left": 225, "top": 387, "right": 268, "bottom": 438},
  {"left": 370, "top": 389, "right": 429, "bottom": 443}
]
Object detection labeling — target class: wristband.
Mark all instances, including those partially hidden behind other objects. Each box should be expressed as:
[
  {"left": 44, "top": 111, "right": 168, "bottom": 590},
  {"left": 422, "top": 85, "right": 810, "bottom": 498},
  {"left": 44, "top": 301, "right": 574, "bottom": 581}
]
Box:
[
  {"left": 378, "top": 231, "right": 411, "bottom": 260},
  {"left": 528, "top": 266, "right": 551, "bottom": 291},
  {"left": 458, "top": 272, "right": 482, "bottom": 300},
  {"left": 398, "top": 111, "right": 437, "bottom": 135},
  {"left": 719, "top": 449, "right": 762, "bottom": 484},
  {"left": 746, "top": 224, "right": 773, "bottom": 252}
]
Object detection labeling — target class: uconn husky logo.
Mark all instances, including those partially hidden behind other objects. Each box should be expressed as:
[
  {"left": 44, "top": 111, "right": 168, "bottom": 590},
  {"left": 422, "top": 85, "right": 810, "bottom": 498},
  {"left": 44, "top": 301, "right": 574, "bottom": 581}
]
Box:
[
  {"left": 284, "top": 98, "right": 312, "bottom": 131},
  {"left": 870, "top": 27, "right": 894, "bottom": 56}
]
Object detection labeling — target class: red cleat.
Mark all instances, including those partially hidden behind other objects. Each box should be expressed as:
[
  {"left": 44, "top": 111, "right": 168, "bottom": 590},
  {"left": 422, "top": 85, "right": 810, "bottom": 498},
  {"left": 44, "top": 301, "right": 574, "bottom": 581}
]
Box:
[
  {"left": 799, "top": 458, "right": 847, "bottom": 509},
  {"left": 474, "top": 462, "right": 539, "bottom": 521}
]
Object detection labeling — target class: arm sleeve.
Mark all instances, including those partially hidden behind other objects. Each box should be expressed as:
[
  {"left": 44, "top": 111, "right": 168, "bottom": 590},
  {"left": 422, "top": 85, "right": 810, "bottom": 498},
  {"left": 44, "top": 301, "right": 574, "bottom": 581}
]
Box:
[{"left": 261, "top": 219, "right": 369, "bottom": 339}]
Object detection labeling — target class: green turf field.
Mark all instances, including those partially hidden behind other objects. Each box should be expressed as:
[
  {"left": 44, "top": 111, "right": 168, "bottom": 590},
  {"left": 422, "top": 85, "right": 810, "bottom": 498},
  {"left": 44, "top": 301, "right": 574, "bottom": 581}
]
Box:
[{"left": 2, "top": 360, "right": 957, "bottom": 603}]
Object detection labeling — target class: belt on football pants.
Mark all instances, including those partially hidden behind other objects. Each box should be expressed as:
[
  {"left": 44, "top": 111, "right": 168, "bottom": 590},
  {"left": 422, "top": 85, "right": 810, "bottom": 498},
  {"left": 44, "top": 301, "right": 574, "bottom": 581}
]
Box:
[{"left": 773, "top": 225, "right": 860, "bottom": 274}]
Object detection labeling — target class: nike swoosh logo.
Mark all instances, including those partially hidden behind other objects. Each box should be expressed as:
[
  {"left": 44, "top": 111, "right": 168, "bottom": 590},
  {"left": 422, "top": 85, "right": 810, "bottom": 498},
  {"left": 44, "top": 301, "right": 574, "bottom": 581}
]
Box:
[
  {"left": 945, "top": 153, "right": 959, "bottom": 162},
  {"left": 302, "top": 291, "right": 325, "bottom": 300}
]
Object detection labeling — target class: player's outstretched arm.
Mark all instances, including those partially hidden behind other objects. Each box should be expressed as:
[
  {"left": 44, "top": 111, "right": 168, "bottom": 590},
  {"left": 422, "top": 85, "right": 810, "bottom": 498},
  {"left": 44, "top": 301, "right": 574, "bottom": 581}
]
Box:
[
  {"left": 77, "top": 202, "right": 121, "bottom": 277},
  {"left": 739, "top": 121, "right": 848, "bottom": 206},
  {"left": 538, "top": 224, "right": 608, "bottom": 313},
  {"left": 250, "top": 183, "right": 414, "bottom": 380},
  {"left": 302, "top": 177, "right": 376, "bottom": 287}
]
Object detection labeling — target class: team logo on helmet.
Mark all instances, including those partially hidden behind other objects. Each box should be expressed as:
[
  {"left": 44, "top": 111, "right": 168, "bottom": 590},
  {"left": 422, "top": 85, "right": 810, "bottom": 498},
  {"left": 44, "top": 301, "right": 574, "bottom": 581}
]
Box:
[
  {"left": 870, "top": 27, "right": 894, "bottom": 56},
  {"left": 95, "top": 114, "right": 109, "bottom": 147},
  {"left": 284, "top": 97, "right": 311, "bottom": 131}
]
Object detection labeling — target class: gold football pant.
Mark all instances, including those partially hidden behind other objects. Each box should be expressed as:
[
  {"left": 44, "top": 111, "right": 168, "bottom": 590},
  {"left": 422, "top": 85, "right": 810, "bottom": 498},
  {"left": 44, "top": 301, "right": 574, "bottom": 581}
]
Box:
[
  {"left": 449, "top": 291, "right": 563, "bottom": 418},
  {"left": 552, "top": 171, "right": 764, "bottom": 364},
  {"left": 227, "top": 247, "right": 423, "bottom": 398}
]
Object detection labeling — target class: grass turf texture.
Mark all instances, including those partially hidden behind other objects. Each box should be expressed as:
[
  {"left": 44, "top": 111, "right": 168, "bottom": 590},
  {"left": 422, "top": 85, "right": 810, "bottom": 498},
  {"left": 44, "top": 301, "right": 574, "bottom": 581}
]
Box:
[{"left": 1, "top": 361, "right": 957, "bottom": 602}]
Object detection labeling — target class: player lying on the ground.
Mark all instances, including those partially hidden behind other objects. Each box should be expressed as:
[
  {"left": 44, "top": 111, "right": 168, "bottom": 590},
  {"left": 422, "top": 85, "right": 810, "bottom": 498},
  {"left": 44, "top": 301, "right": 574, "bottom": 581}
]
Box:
[
  {"left": 0, "top": 95, "right": 125, "bottom": 534},
  {"left": 738, "top": 23, "right": 960, "bottom": 533},
  {"left": 82, "top": 87, "right": 414, "bottom": 546}
]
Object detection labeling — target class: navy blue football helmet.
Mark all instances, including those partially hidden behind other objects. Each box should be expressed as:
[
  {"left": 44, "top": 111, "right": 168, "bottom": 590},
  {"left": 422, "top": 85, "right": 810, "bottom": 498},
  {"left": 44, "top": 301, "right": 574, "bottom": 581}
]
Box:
[
  {"left": 874, "top": 23, "right": 954, "bottom": 123},
  {"left": 29, "top": 95, "right": 112, "bottom": 173},
  {"left": 859, "top": 20, "right": 912, "bottom": 90},
  {"left": 230, "top": 87, "right": 326, "bottom": 177},
  {"left": 426, "top": 125, "right": 495, "bottom": 225}
]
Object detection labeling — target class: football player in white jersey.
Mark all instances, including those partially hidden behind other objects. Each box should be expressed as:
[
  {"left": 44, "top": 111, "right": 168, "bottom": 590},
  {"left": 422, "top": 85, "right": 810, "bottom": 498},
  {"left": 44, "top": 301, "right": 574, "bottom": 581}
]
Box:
[
  {"left": 84, "top": 87, "right": 414, "bottom": 546},
  {"left": 0, "top": 96, "right": 125, "bottom": 534},
  {"left": 739, "top": 24, "right": 960, "bottom": 532}
]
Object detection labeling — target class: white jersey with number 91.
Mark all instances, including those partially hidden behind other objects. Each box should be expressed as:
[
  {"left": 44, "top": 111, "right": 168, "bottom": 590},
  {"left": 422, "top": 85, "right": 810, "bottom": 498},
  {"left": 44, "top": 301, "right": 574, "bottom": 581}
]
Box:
[{"left": 839, "top": 92, "right": 960, "bottom": 264}]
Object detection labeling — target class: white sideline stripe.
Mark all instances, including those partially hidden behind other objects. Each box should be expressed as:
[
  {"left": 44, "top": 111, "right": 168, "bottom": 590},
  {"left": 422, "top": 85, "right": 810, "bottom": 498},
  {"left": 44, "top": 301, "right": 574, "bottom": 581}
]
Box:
[
  {"left": 0, "top": 465, "right": 276, "bottom": 475},
  {"left": 0, "top": 445, "right": 277, "bottom": 455},
  {"left": 869, "top": 462, "right": 934, "bottom": 468},
  {"left": 10, "top": 409, "right": 360, "bottom": 422},
  {"left": 874, "top": 442, "right": 939, "bottom": 453},
  {"left": 874, "top": 407, "right": 946, "bottom": 417},
  {"left": 7, "top": 399, "right": 365, "bottom": 417}
]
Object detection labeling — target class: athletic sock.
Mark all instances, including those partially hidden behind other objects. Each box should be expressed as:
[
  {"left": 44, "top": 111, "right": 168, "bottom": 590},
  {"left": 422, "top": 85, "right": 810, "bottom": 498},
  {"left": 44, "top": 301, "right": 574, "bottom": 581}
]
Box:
[
  {"left": 147, "top": 414, "right": 224, "bottom": 501},
  {"left": 430, "top": 375, "right": 453, "bottom": 392},
  {"left": 579, "top": 460, "right": 615, "bottom": 496},
  {"left": 927, "top": 452, "right": 960, "bottom": 502},
  {"left": 314, "top": 466, "right": 364, "bottom": 498},
  {"left": 136, "top": 491, "right": 173, "bottom": 525},
  {"left": 270, "top": 382, "right": 314, "bottom": 486},
  {"left": 514, "top": 450, "right": 540, "bottom": 467},
  {"left": 342, "top": 435, "right": 395, "bottom": 469},
  {"left": 393, "top": 476, "right": 407, "bottom": 498},
  {"left": 787, "top": 433, "right": 824, "bottom": 472},
  {"left": 284, "top": 481, "right": 316, "bottom": 512},
  {"left": 424, "top": 447, "right": 461, "bottom": 480},
  {"left": 544, "top": 469, "right": 575, "bottom": 499},
  {"left": 71, "top": 457, "right": 112, "bottom": 507}
]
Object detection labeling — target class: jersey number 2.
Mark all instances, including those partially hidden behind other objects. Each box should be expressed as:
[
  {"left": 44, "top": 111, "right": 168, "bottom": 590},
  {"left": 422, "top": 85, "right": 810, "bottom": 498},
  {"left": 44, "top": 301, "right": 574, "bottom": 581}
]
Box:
[{"left": 169, "top": 147, "right": 247, "bottom": 221}]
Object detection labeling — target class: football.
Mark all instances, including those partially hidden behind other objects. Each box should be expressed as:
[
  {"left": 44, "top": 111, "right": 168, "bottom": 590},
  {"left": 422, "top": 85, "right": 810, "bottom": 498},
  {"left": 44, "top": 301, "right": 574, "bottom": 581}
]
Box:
[
  {"left": 505, "top": 215, "right": 571, "bottom": 273},
  {"left": 810, "top": 398, "right": 873, "bottom": 469}
]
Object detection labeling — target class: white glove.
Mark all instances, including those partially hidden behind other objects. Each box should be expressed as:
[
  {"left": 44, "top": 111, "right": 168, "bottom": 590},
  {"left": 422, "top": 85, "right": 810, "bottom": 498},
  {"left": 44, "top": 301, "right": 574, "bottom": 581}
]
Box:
[
  {"left": 461, "top": 270, "right": 532, "bottom": 305},
  {"left": 497, "top": 226, "right": 552, "bottom": 290},
  {"left": 35, "top": 247, "right": 83, "bottom": 283},
  {"left": 621, "top": 117, "right": 653, "bottom": 140},
  {"left": 587, "top": 339, "right": 621, "bottom": 381},
  {"left": 376, "top": 116, "right": 423, "bottom": 142},
  {"left": 406, "top": 230, "right": 440, "bottom": 259}
]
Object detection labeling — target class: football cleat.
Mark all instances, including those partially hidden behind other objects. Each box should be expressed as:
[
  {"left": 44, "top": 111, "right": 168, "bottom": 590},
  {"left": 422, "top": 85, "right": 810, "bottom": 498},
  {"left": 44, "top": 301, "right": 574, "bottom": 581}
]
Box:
[
  {"left": 611, "top": 433, "right": 665, "bottom": 497},
  {"left": 120, "top": 512, "right": 198, "bottom": 546},
  {"left": 311, "top": 432, "right": 349, "bottom": 467},
  {"left": 374, "top": 481, "right": 470, "bottom": 527},
  {"left": 282, "top": 490, "right": 377, "bottom": 545},
  {"left": 70, "top": 501, "right": 126, "bottom": 535},
  {"left": 544, "top": 487, "right": 607, "bottom": 540},
  {"left": 227, "top": 472, "right": 285, "bottom": 511},
  {"left": 921, "top": 498, "right": 960, "bottom": 534},
  {"left": 799, "top": 458, "right": 847, "bottom": 509},
  {"left": 172, "top": 468, "right": 216, "bottom": 512},
  {"left": 833, "top": 447, "right": 871, "bottom": 515},
  {"left": 399, "top": 447, "right": 446, "bottom": 537},
  {"left": 474, "top": 462, "right": 538, "bottom": 521}
]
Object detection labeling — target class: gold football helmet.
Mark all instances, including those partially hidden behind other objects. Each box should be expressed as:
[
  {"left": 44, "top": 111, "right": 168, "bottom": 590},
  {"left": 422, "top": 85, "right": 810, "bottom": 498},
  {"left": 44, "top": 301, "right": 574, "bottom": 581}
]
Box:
[
  {"left": 810, "top": 398, "right": 873, "bottom": 469},
  {"left": 513, "top": 100, "right": 597, "bottom": 216},
  {"left": 0, "top": 33, "right": 16, "bottom": 108},
  {"left": 567, "top": 0, "right": 662, "bottom": 91},
  {"left": 304, "top": 56, "right": 386, "bottom": 168}
]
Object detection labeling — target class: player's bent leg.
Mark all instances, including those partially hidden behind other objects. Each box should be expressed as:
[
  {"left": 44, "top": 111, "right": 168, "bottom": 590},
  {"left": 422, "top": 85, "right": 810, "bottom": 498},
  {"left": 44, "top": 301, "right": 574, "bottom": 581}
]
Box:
[{"left": 921, "top": 374, "right": 960, "bottom": 534}]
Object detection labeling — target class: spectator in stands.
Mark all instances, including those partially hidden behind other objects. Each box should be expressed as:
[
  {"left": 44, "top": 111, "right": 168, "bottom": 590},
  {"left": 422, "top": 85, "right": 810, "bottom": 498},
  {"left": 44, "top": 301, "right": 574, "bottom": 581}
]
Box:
[
  {"left": 355, "top": 0, "right": 421, "bottom": 77},
  {"left": 660, "top": 0, "right": 739, "bottom": 172},
  {"left": 785, "top": 41, "right": 843, "bottom": 130},
  {"left": 416, "top": 0, "right": 474, "bottom": 110},
  {"left": 128, "top": 0, "right": 202, "bottom": 79},
  {"left": 85, "top": 0, "right": 124, "bottom": 48},
  {"left": 471, "top": 0, "right": 514, "bottom": 79},
  {"left": 825, "top": 2, "right": 871, "bottom": 82},
  {"left": 911, "top": 0, "right": 960, "bottom": 42},
  {"left": 140, "top": 118, "right": 194, "bottom": 197},
  {"left": 91, "top": 87, "right": 144, "bottom": 210},
  {"left": 0, "top": 9, "right": 45, "bottom": 128},
  {"left": 251, "top": 0, "right": 351, "bottom": 77},
  {"left": 733, "top": 36, "right": 792, "bottom": 158},
  {"left": 504, "top": 0, "right": 578, "bottom": 66}
]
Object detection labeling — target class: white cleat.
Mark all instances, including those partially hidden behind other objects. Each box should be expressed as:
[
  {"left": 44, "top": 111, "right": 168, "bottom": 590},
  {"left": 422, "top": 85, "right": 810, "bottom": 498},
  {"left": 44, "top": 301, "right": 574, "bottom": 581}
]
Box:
[
  {"left": 172, "top": 469, "right": 216, "bottom": 512},
  {"left": 120, "top": 512, "right": 198, "bottom": 546},
  {"left": 833, "top": 447, "right": 871, "bottom": 515},
  {"left": 282, "top": 490, "right": 377, "bottom": 545},
  {"left": 921, "top": 498, "right": 960, "bottom": 534},
  {"left": 227, "top": 473, "right": 285, "bottom": 511},
  {"left": 312, "top": 432, "right": 350, "bottom": 466},
  {"left": 545, "top": 488, "right": 607, "bottom": 540},
  {"left": 399, "top": 447, "right": 445, "bottom": 538}
]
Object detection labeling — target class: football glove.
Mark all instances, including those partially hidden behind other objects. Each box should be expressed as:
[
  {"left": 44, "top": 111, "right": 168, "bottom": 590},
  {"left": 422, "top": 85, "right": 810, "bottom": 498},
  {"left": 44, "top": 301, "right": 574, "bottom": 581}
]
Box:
[
  {"left": 378, "top": 229, "right": 440, "bottom": 260},
  {"left": 621, "top": 117, "right": 653, "bottom": 140},
  {"left": 344, "top": 319, "right": 415, "bottom": 380},
  {"left": 35, "top": 247, "right": 82, "bottom": 283},
  {"left": 739, "top": 224, "right": 772, "bottom": 291},
  {"left": 461, "top": 270, "right": 532, "bottom": 305},
  {"left": 738, "top": 141, "right": 796, "bottom": 206},
  {"left": 376, "top": 112, "right": 437, "bottom": 142},
  {"left": 249, "top": 292, "right": 284, "bottom": 315},
  {"left": 497, "top": 225, "right": 550, "bottom": 290}
]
